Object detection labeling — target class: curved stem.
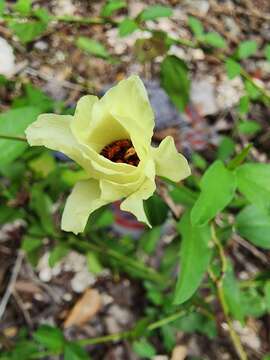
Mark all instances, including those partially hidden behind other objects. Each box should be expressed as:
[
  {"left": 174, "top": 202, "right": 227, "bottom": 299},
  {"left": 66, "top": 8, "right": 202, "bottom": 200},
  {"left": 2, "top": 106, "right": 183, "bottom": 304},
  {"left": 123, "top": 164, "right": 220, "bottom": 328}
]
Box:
[
  {"left": 0, "top": 134, "right": 27, "bottom": 142},
  {"left": 209, "top": 224, "right": 248, "bottom": 360},
  {"left": 77, "top": 308, "right": 191, "bottom": 347}
]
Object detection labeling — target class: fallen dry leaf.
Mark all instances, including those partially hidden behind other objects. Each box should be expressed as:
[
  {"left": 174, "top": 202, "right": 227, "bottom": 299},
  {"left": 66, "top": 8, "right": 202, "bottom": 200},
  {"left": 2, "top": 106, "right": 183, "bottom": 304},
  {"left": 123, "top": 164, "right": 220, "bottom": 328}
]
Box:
[
  {"left": 171, "top": 345, "right": 187, "bottom": 360},
  {"left": 64, "top": 288, "right": 101, "bottom": 328}
]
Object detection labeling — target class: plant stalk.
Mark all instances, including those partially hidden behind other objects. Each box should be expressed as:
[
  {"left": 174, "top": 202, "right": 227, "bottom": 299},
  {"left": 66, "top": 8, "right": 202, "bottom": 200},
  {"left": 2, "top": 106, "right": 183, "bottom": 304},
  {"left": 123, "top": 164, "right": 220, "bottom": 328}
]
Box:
[
  {"left": 209, "top": 224, "right": 248, "bottom": 360},
  {"left": 0, "top": 134, "right": 27, "bottom": 142}
]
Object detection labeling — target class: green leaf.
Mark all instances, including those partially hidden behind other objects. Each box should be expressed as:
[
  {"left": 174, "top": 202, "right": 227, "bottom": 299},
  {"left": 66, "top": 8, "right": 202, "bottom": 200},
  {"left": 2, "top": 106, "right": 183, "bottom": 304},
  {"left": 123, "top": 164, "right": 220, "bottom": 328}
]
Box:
[
  {"left": 217, "top": 136, "right": 235, "bottom": 161},
  {"left": 144, "top": 193, "right": 169, "bottom": 226},
  {"left": 29, "top": 151, "right": 56, "bottom": 178},
  {"left": 0, "top": 205, "right": 24, "bottom": 224},
  {"left": 64, "top": 342, "right": 90, "bottom": 360},
  {"left": 170, "top": 184, "right": 197, "bottom": 207},
  {"left": 22, "top": 236, "right": 42, "bottom": 253},
  {"left": 139, "top": 226, "right": 161, "bottom": 255},
  {"left": 238, "top": 95, "right": 250, "bottom": 115},
  {"left": 30, "top": 185, "right": 56, "bottom": 235},
  {"left": 101, "top": 0, "right": 126, "bottom": 17},
  {"left": 227, "top": 144, "right": 252, "bottom": 170},
  {"left": 236, "top": 205, "right": 270, "bottom": 249},
  {"left": 76, "top": 37, "right": 110, "bottom": 59},
  {"left": 160, "top": 325, "right": 176, "bottom": 351},
  {"left": 237, "top": 40, "right": 257, "bottom": 59},
  {"left": 145, "top": 282, "right": 163, "bottom": 305},
  {"left": 223, "top": 262, "right": 245, "bottom": 322},
  {"left": 191, "top": 161, "right": 236, "bottom": 226},
  {"left": 33, "top": 325, "right": 64, "bottom": 352},
  {"left": 0, "top": 0, "right": 6, "bottom": 15},
  {"left": 191, "top": 152, "right": 207, "bottom": 170},
  {"left": 236, "top": 163, "right": 270, "bottom": 212},
  {"left": 174, "top": 312, "right": 217, "bottom": 338},
  {"left": 0, "top": 107, "right": 40, "bottom": 166},
  {"left": 174, "top": 211, "right": 212, "bottom": 304},
  {"left": 237, "top": 120, "right": 261, "bottom": 135},
  {"left": 86, "top": 252, "right": 103, "bottom": 274},
  {"left": 13, "top": 83, "right": 54, "bottom": 112},
  {"left": 203, "top": 32, "right": 226, "bottom": 48},
  {"left": 118, "top": 18, "right": 138, "bottom": 37},
  {"left": 225, "top": 58, "right": 242, "bottom": 79},
  {"left": 244, "top": 79, "right": 261, "bottom": 100},
  {"left": 133, "top": 339, "right": 156, "bottom": 358},
  {"left": 265, "top": 44, "right": 270, "bottom": 62},
  {"left": 264, "top": 281, "right": 270, "bottom": 311},
  {"left": 3, "top": 340, "right": 39, "bottom": 360},
  {"left": 188, "top": 16, "right": 204, "bottom": 38},
  {"left": 49, "top": 244, "right": 69, "bottom": 267},
  {"left": 161, "top": 55, "right": 190, "bottom": 112},
  {"left": 94, "top": 208, "right": 114, "bottom": 228},
  {"left": 241, "top": 288, "right": 266, "bottom": 318},
  {"left": 8, "top": 20, "right": 47, "bottom": 43},
  {"left": 33, "top": 8, "right": 52, "bottom": 23},
  {"left": 14, "top": 0, "right": 32, "bottom": 15},
  {"left": 138, "top": 5, "right": 172, "bottom": 22}
]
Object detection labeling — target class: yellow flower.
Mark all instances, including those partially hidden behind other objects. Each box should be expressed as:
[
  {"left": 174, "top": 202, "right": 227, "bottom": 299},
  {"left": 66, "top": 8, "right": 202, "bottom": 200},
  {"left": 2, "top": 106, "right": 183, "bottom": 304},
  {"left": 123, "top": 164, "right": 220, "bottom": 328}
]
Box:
[{"left": 26, "top": 75, "right": 191, "bottom": 234}]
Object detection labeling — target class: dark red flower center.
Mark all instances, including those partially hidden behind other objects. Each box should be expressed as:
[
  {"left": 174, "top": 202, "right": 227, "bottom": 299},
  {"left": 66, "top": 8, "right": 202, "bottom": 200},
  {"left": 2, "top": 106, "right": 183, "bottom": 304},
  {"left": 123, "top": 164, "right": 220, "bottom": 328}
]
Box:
[{"left": 100, "top": 139, "right": 140, "bottom": 166}]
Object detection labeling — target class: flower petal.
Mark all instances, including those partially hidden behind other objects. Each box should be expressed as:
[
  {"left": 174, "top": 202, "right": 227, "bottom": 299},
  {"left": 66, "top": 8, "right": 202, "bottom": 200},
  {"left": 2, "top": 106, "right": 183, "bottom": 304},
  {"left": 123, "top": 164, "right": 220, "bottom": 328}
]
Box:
[
  {"left": 61, "top": 179, "right": 107, "bottom": 234},
  {"left": 120, "top": 177, "right": 156, "bottom": 227},
  {"left": 25, "top": 113, "right": 94, "bottom": 174},
  {"left": 152, "top": 136, "right": 191, "bottom": 182},
  {"left": 100, "top": 157, "right": 155, "bottom": 201},
  {"left": 98, "top": 75, "right": 154, "bottom": 142},
  {"left": 71, "top": 95, "right": 98, "bottom": 143}
]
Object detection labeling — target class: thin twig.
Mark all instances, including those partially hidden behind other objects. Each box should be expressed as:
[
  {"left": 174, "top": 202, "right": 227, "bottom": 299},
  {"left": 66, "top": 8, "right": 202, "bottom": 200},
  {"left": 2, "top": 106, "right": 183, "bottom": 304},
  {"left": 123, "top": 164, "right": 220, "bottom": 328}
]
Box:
[
  {"left": 0, "top": 250, "right": 24, "bottom": 320},
  {"left": 233, "top": 234, "right": 269, "bottom": 265},
  {"left": 13, "top": 289, "right": 33, "bottom": 328}
]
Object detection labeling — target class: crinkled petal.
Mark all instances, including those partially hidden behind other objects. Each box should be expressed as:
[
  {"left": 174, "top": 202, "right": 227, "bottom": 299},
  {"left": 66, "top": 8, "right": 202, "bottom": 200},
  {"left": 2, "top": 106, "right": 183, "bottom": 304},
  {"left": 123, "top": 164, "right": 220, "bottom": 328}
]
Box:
[
  {"left": 25, "top": 114, "right": 94, "bottom": 174},
  {"left": 100, "top": 157, "right": 155, "bottom": 201},
  {"left": 120, "top": 178, "right": 156, "bottom": 227},
  {"left": 61, "top": 179, "right": 108, "bottom": 234},
  {"left": 71, "top": 95, "right": 98, "bottom": 143},
  {"left": 97, "top": 75, "right": 154, "bottom": 143},
  {"left": 152, "top": 136, "right": 191, "bottom": 182}
]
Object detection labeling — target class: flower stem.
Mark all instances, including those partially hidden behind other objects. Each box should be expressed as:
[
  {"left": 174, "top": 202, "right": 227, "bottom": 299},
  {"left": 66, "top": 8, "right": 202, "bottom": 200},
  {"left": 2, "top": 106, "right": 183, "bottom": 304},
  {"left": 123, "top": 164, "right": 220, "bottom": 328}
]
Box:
[
  {"left": 209, "top": 224, "right": 248, "bottom": 360},
  {"left": 0, "top": 134, "right": 27, "bottom": 142},
  {"left": 69, "top": 236, "right": 166, "bottom": 284},
  {"left": 76, "top": 308, "right": 191, "bottom": 347}
]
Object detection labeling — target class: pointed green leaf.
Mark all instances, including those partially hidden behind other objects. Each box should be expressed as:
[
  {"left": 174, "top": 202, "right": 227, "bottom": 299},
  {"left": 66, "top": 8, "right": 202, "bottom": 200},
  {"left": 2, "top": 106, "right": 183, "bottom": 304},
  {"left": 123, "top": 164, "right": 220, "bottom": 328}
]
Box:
[
  {"left": 0, "top": 107, "right": 40, "bottom": 166},
  {"left": 161, "top": 55, "right": 190, "bottom": 112},
  {"left": 76, "top": 37, "right": 110, "bottom": 59},
  {"left": 225, "top": 58, "right": 242, "bottom": 79},
  {"left": 236, "top": 205, "right": 270, "bottom": 249},
  {"left": 174, "top": 211, "right": 212, "bottom": 304},
  {"left": 188, "top": 16, "right": 204, "bottom": 38},
  {"left": 237, "top": 40, "right": 257, "bottom": 59},
  {"left": 191, "top": 161, "right": 236, "bottom": 226},
  {"left": 139, "top": 5, "right": 172, "bottom": 22},
  {"left": 236, "top": 163, "right": 270, "bottom": 212}
]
